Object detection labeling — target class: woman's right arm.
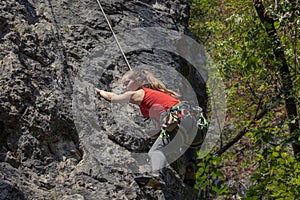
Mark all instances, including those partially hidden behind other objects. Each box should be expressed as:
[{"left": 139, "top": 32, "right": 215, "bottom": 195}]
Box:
[
  {"left": 95, "top": 88, "right": 142, "bottom": 104},
  {"left": 95, "top": 88, "right": 114, "bottom": 102}
]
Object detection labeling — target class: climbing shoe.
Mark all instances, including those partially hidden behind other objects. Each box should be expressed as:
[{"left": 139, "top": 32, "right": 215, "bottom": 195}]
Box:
[
  {"left": 134, "top": 175, "right": 165, "bottom": 190},
  {"left": 183, "top": 162, "right": 196, "bottom": 187}
]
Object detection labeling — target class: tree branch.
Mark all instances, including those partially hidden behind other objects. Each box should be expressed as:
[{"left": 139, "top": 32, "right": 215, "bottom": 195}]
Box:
[{"left": 215, "top": 94, "right": 280, "bottom": 156}]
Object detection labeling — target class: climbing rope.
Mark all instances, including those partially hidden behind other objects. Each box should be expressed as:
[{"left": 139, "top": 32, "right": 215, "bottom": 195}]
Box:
[{"left": 95, "top": 0, "right": 132, "bottom": 71}]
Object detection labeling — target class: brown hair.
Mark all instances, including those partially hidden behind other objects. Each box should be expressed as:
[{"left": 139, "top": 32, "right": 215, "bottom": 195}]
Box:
[{"left": 124, "top": 70, "right": 180, "bottom": 98}]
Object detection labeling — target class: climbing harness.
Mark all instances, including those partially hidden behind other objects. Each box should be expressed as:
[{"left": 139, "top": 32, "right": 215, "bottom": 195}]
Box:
[
  {"left": 95, "top": 0, "right": 132, "bottom": 71},
  {"left": 159, "top": 102, "right": 209, "bottom": 149},
  {"left": 161, "top": 103, "right": 181, "bottom": 132}
]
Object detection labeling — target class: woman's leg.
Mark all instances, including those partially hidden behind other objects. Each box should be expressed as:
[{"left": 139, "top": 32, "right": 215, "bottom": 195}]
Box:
[
  {"left": 178, "top": 114, "right": 199, "bottom": 186},
  {"left": 148, "top": 136, "right": 169, "bottom": 176}
]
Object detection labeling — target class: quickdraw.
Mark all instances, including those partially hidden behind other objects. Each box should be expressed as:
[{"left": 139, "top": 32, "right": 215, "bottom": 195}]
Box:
[
  {"left": 160, "top": 129, "right": 170, "bottom": 140},
  {"left": 197, "top": 111, "right": 208, "bottom": 130}
]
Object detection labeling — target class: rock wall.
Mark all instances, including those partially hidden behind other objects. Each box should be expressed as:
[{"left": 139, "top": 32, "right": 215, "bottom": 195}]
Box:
[{"left": 0, "top": 0, "right": 206, "bottom": 199}]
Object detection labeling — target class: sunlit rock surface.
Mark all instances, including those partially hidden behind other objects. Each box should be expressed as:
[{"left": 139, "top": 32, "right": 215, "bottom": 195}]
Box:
[{"left": 0, "top": 0, "right": 206, "bottom": 199}]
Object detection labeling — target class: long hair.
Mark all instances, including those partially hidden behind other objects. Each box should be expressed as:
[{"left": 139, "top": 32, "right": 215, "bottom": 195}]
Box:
[{"left": 125, "top": 70, "right": 180, "bottom": 98}]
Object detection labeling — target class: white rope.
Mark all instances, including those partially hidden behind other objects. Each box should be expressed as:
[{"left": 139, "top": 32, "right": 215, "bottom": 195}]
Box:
[{"left": 95, "top": 0, "right": 132, "bottom": 71}]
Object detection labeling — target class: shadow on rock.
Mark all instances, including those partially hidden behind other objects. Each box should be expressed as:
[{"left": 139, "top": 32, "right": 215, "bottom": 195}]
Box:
[{"left": 0, "top": 179, "right": 26, "bottom": 200}]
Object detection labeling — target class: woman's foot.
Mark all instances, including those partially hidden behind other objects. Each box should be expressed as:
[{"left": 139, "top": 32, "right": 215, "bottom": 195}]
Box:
[
  {"left": 134, "top": 174, "right": 165, "bottom": 190},
  {"left": 183, "top": 162, "right": 196, "bottom": 187}
]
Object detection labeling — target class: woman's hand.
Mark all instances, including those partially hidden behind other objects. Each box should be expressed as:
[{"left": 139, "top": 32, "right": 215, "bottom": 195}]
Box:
[
  {"left": 95, "top": 88, "right": 113, "bottom": 102},
  {"left": 95, "top": 88, "right": 103, "bottom": 97}
]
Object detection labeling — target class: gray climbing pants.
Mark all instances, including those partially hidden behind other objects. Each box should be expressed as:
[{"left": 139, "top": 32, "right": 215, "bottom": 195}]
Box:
[{"left": 148, "top": 113, "right": 202, "bottom": 176}]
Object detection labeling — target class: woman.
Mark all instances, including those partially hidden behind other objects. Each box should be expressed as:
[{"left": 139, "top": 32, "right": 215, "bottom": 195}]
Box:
[{"left": 96, "top": 69, "right": 206, "bottom": 189}]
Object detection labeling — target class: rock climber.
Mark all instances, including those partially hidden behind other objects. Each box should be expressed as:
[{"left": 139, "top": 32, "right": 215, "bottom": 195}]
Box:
[{"left": 96, "top": 69, "right": 207, "bottom": 190}]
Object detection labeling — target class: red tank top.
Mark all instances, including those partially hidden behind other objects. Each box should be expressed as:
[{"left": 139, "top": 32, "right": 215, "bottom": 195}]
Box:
[{"left": 139, "top": 88, "right": 180, "bottom": 119}]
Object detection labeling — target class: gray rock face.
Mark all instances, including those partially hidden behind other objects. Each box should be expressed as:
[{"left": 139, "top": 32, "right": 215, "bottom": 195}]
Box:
[{"left": 0, "top": 0, "right": 206, "bottom": 199}]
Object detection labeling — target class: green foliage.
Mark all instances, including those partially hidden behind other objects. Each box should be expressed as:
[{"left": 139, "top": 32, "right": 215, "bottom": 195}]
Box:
[
  {"left": 246, "top": 110, "right": 300, "bottom": 199},
  {"left": 195, "top": 153, "right": 230, "bottom": 198},
  {"left": 247, "top": 146, "right": 300, "bottom": 199},
  {"left": 189, "top": 0, "right": 300, "bottom": 199}
]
